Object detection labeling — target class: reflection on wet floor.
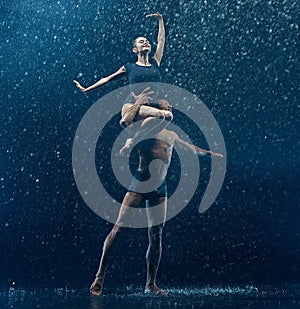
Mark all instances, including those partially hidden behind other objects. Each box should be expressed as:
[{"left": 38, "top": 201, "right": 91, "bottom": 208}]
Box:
[{"left": 1, "top": 285, "right": 300, "bottom": 309}]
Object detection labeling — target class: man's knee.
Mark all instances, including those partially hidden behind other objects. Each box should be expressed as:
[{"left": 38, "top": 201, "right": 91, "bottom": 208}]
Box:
[
  {"left": 149, "top": 225, "right": 163, "bottom": 242},
  {"left": 111, "top": 224, "right": 124, "bottom": 237}
]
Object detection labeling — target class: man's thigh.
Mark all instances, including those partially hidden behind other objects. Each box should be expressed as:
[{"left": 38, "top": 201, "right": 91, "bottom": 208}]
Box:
[
  {"left": 115, "top": 192, "right": 145, "bottom": 226},
  {"left": 146, "top": 197, "right": 167, "bottom": 227}
]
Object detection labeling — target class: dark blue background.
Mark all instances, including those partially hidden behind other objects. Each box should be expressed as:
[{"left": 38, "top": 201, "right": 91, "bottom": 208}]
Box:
[{"left": 1, "top": 0, "right": 299, "bottom": 289}]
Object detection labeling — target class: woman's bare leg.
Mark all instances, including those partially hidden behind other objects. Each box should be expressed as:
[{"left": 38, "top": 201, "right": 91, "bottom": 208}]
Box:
[{"left": 121, "top": 103, "right": 172, "bottom": 128}]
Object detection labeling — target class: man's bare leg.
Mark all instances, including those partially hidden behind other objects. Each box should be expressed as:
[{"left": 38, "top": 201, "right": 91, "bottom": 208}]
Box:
[
  {"left": 145, "top": 197, "right": 167, "bottom": 295},
  {"left": 90, "top": 192, "right": 143, "bottom": 296},
  {"left": 89, "top": 224, "right": 122, "bottom": 296}
]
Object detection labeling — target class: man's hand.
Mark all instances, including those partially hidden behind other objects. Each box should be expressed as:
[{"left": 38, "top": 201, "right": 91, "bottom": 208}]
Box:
[
  {"left": 198, "top": 150, "right": 224, "bottom": 158},
  {"left": 120, "top": 88, "right": 155, "bottom": 129},
  {"left": 210, "top": 151, "right": 224, "bottom": 158},
  {"left": 131, "top": 87, "right": 154, "bottom": 106}
]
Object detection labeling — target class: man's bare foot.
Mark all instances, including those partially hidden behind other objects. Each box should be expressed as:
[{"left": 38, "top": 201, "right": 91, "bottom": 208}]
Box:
[
  {"left": 144, "top": 285, "right": 168, "bottom": 295},
  {"left": 89, "top": 277, "right": 103, "bottom": 296}
]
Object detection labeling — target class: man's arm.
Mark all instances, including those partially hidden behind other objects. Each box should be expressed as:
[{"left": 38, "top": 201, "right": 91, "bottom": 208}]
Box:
[
  {"left": 175, "top": 136, "right": 224, "bottom": 158},
  {"left": 120, "top": 89, "right": 172, "bottom": 128}
]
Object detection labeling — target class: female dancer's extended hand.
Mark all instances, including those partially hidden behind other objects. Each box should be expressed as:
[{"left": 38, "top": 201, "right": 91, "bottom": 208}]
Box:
[
  {"left": 146, "top": 12, "right": 163, "bottom": 20},
  {"left": 73, "top": 80, "right": 87, "bottom": 92}
]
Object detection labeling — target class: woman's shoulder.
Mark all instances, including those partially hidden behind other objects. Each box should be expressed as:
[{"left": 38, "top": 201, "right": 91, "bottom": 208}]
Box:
[
  {"left": 150, "top": 58, "right": 160, "bottom": 67},
  {"left": 125, "top": 62, "right": 139, "bottom": 73},
  {"left": 124, "top": 62, "right": 134, "bottom": 68}
]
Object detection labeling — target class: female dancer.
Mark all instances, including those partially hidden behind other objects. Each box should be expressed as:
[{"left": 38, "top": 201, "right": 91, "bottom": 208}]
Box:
[{"left": 73, "top": 12, "right": 172, "bottom": 125}]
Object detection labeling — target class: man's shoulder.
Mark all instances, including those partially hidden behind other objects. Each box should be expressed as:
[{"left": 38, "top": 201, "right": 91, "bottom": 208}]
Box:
[
  {"left": 158, "top": 129, "right": 178, "bottom": 145},
  {"left": 164, "top": 129, "right": 178, "bottom": 139}
]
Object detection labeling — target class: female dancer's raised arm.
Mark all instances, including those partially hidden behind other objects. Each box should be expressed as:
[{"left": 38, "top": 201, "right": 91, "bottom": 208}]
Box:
[{"left": 146, "top": 12, "right": 165, "bottom": 66}]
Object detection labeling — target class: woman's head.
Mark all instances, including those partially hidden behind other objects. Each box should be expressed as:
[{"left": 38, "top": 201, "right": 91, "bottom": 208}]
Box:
[{"left": 132, "top": 37, "right": 151, "bottom": 54}]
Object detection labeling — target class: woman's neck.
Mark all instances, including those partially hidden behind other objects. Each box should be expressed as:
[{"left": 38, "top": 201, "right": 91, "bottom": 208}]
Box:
[{"left": 136, "top": 53, "right": 151, "bottom": 66}]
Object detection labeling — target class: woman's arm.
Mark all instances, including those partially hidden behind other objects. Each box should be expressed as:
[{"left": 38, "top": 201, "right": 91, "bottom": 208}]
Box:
[
  {"left": 146, "top": 12, "right": 165, "bottom": 66},
  {"left": 73, "top": 66, "right": 126, "bottom": 93}
]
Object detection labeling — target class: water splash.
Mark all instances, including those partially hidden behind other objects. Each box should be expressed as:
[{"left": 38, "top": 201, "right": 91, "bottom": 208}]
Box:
[{"left": 2, "top": 284, "right": 300, "bottom": 308}]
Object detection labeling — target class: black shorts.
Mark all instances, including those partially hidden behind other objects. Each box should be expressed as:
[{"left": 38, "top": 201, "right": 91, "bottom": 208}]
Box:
[{"left": 128, "top": 171, "right": 167, "bottom": 202}]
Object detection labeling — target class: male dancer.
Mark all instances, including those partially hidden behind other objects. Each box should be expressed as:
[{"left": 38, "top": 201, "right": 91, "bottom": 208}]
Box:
[{"left": 89, "top": 94, "right": 223, "bottom": 296}]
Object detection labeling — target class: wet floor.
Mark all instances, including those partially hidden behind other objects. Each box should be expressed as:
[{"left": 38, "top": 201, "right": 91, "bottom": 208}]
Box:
[{"left": 2, "top": 284, "right": 300, "bottom": 308}]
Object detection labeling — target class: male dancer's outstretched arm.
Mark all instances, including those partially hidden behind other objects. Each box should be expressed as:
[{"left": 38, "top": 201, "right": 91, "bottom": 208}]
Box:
[{"left": 175, "top": 136, "right": 224, "bottom": 158}]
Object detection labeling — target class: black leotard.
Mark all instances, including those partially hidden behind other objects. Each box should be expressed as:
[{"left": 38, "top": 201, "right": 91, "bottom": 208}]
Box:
[
  {"left": 124, "top": 59, "right": 161, "bottom": 84},
  {"left": 124, "top": 59, "right": 162, "bottom": 103}
]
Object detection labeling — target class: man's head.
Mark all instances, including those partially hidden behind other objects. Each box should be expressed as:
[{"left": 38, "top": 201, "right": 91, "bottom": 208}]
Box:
[
  {"left": 158, "top": 99, "right": 172, "bottom": 112},
  {"left": 133, "top": 37, "right": 151, "bottom": 54}
]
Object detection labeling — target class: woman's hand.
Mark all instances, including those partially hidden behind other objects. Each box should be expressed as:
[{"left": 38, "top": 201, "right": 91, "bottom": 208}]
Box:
[
  {"left": 146, "top": 12, "right": 163, "bottom": 20},
  {"left": 73, "top": 80, "right": 88, "bottom": 92}
]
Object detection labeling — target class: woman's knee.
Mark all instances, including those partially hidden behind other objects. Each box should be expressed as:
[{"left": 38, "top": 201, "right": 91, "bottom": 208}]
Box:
[{"left": 121, "top": 103, "right": 133, "bottom": 117}]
